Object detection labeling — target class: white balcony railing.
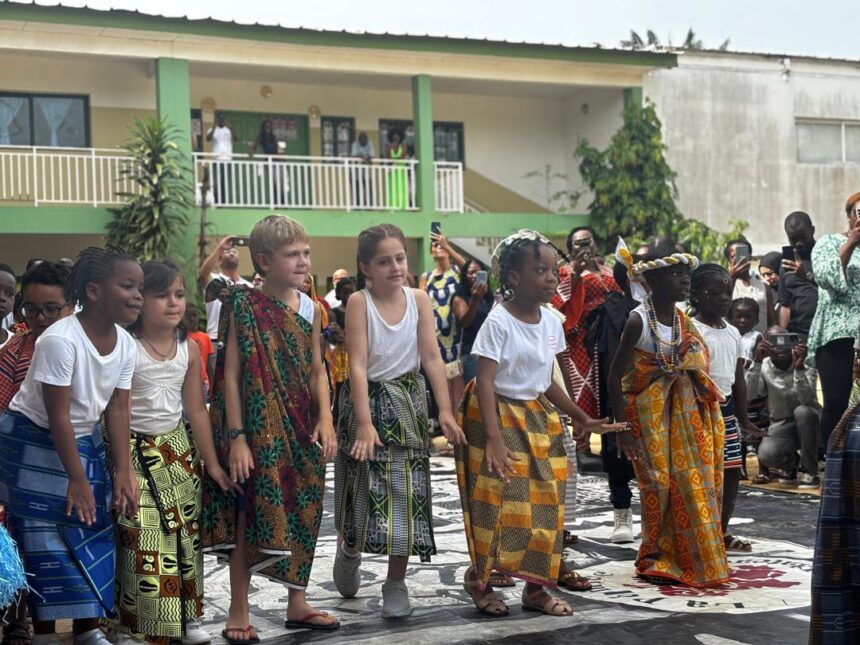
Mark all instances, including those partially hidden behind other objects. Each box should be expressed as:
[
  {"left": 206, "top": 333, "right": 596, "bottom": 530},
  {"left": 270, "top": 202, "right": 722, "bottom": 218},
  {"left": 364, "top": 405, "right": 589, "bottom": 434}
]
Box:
[
  {"left": 194, "top": 153, "right": 428, "bottom": 211},
  {"left": 0, "top": 146, "right": 140, "bottom": 207},
  {"left": 434, "top": 161, "right": 464, "bottom": 213}
]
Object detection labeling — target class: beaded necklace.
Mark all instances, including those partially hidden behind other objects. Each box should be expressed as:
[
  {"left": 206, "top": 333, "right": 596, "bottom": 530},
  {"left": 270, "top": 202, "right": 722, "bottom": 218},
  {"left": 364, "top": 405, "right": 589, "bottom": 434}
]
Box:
[{"left": 644, "top": 296, "right": 681, "bottom": 373}]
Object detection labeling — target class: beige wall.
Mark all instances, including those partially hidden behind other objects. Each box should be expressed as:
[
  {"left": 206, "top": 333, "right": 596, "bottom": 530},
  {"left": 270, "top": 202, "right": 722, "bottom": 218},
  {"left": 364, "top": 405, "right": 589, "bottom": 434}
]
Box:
[{"left": 0, "top": 234, "right": 105, "bottom": 274}]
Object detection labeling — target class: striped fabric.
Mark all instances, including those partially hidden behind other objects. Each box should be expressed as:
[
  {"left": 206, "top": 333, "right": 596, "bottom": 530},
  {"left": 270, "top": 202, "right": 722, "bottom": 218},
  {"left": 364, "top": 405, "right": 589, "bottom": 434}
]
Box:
[
  {"left": 0, "top": 332, "right": 34, "bottom": 411},
  {"left": 721, "top": 397, "right": 743, "bottom": 470}
]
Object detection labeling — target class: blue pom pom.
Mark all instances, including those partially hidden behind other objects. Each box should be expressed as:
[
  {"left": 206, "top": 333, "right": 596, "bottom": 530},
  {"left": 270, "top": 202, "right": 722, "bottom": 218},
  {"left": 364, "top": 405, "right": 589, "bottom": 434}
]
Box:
[{"left": 0, "top": 525, "right": 26, "bottom": 611}]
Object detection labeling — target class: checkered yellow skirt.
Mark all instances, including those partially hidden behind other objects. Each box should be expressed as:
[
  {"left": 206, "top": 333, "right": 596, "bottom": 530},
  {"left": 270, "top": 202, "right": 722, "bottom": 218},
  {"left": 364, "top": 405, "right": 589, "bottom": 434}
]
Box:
[{"left": 454, "top": 382, "right": 566, "bottom": 588}]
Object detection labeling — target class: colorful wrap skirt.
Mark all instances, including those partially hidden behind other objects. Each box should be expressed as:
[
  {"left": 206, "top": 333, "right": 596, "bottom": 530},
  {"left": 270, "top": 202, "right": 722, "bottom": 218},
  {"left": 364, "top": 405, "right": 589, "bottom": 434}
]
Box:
[
  {"left": 334, "top": 371, "right": 436, "bottom": 561},
  {"left": 454, "top": 382, "right": 566, "bottom": 588},
  {"left": 721, "top": 397, "right": 743, "bottom": 470},
  {"left": 110, "top": 422, "right": 203, "bottom": 643},
  {"left": 0, "top": 411, "right": 115, "bottom": 621}
]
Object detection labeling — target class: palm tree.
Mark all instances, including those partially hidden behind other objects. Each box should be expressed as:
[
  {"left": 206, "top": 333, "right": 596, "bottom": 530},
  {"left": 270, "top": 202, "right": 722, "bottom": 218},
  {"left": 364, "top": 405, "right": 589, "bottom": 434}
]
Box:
[{"left": 621, "top": 28, "right": 729, "bottom": 51}]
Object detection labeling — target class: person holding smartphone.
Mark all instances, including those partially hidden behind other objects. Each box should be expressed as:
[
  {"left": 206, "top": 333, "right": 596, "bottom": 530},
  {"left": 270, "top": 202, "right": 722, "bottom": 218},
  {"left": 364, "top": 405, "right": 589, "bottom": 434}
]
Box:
[
  {"left": 725, "top": 237, "right": 776, "bottom": 335},
  {"left": 807, "top": 193, "right": 860, "bottom": 452},
  {"left": 197, "top": 235, "right": 253, "bottom": 342},
  {"left": 452, "top": 259, "right": 493, "bottom": 384},
  {"left": 777, "top": 211, "right": 818, "bottom": 339}
]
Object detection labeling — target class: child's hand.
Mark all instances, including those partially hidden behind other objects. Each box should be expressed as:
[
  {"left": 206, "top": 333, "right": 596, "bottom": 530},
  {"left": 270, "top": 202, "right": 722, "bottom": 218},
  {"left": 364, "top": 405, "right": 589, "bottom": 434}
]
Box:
[
  {"left": 616, "top": 431, "right": 642, "bottom": 462},
  {"left": 351, "top": 423, "right": 383, "bottom": 462},
  {"left": 312, "top": 420, "right": 338, "bottom": 461},
  {"left": 208, "top": 465, "right": 243, "bottom": 496},
  {"left": 485, "top": 435, "right": 519, "bottom": 482},
  {"left": 112, "top": 470, "right": 139, "bottom": 518},
  {"left": 67, "top": 476, "right": 97, "bottom": 526},
  {"left": 742, "top": 421, "right": 767, "bottom": 438},
  {"left": 438, "top": 411, "right": 466, "bottom": 446},
  {"left": 581, "top": 416, "right": 628, "bottom": 435},
  {"left": 229, "top": 436, "right": 255, "bottom": 484}
]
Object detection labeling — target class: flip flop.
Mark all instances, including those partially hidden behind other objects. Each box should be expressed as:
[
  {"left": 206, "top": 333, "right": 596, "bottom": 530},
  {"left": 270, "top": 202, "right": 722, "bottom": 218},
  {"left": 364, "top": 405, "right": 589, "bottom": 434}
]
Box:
[
  {"left": 220, "top": 626, "right": 260, "bottom": 645},
  {"left": 284, "top": 611, "right": 341, "bottom": 631}
]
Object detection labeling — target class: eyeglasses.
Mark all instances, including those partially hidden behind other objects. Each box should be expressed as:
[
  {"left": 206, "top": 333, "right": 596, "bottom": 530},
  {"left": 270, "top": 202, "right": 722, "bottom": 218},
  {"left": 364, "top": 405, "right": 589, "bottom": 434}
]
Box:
[{"left": 21, "top": 303, "right": 66, "bottom": 319}]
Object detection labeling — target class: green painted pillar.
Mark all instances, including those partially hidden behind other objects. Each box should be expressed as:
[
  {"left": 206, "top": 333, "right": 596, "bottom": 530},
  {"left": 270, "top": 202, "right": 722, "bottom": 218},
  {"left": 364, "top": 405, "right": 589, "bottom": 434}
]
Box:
[
  {"left": 411, "top": 74, "right": 435, "bottom": 274},
  {"left": 155, "top": 58, "right": 197, "bottom": 284},
  {"left": 623, "top": 86, "right": 643, "bottom": 108}
]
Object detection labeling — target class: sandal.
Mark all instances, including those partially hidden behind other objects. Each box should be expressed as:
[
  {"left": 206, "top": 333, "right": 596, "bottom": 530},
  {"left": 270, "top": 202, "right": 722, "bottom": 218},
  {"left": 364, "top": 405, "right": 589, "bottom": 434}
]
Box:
[
  {"left": 562, "top": 530, "right": 578, "bottom": 546},
  {"left": 725, "top": 535, "right": 753, "bottom": 553},
  {"left": 220, "top": 626, "right": 260, "bottom": 645},
  {"left": 521, "top": 587, "right": 573, "bottom": 616},
  {"left": 488, "top": 572, "right": 516, "bottom": 588},
  {"left": 557, "top": 570, "right": 592, "bottom": 592},
  {"left": 2, "top": 623, "right": 31, "bottom": 645},
  {"left": 751, "top": 474, "right": 770, "bottom": 485},
  {"left": 637, "top": 574, "right": 677, "bottom": 586},
  {"left": 284, "top": 611, "right": 340, "bottom": 631},
  {"left": 463, "top": 569, "right": 509, "bottom": 616}
]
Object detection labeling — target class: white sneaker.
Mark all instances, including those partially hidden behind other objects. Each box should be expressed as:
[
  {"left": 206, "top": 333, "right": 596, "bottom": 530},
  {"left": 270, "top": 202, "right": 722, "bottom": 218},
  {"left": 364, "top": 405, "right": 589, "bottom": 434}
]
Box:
[
  {"left": 611, "top": 508, "right": 635, "bottom": 544},
  {"left": 333, "top": 542, "right": 362, "bottom": 598},
  {"left": 178, "top": 621, "right": 211, "bottom": 645},
  {"left": 381, "top": 579, "right": 412, "bottom": 618},
  {"left": 798, "top": 474, "right": 821, "bottom": 490}
]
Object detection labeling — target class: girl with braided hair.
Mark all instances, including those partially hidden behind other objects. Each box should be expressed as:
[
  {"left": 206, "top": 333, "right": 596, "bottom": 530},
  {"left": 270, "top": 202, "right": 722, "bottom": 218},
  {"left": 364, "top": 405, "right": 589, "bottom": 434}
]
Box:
[
  {"left": 608, "top": 239, "right": 730, "bottom": 588},
  {"left": 0, "top": 246, "right": 142, "bottom": 645},
  {"left": 455, "top": 230, "right": 623, "bottom": 617}
]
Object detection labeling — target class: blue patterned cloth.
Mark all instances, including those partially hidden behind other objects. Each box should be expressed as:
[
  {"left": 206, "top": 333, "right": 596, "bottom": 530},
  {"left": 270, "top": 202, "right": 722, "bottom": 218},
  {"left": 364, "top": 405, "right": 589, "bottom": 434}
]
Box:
[
  {"left": 0, "top": 411, "right": 115, "bottom": 620},
  {"left": 810, "top": 401, "right": 860, "bottom": 644}
]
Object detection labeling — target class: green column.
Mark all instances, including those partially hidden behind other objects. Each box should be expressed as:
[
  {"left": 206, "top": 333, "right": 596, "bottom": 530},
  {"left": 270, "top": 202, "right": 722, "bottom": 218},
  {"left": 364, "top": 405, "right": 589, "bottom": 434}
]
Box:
[
  {"left": 411, "top": 74, "right": 435, "bottom": 274},
  {"left": 155, "top": 58, "right": 197, "bottom": 284},
  {"left": 623, "top": 86, "right": 643, "bottom": 108}
]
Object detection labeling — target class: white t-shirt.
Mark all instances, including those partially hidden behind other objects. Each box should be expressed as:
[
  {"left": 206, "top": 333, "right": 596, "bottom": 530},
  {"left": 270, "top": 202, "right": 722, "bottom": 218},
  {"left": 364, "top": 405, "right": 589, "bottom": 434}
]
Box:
[
  {"left": 472, "top": 304, "right": 565, "bottom": 401},
  {"left": 9, "top": 315, "right": 136, "bottom": 437},
  {"left": 209, "top": 125, "right": 234, "bottom": 160},
  {"left": 205, "top": 272, "right": 253, "bottom": 340},
  {"left": 324, "top": 288, "right": 340, "bottom": 309},
  {"left": 693, "top": 318, "right": 742, "bottom": 398}
]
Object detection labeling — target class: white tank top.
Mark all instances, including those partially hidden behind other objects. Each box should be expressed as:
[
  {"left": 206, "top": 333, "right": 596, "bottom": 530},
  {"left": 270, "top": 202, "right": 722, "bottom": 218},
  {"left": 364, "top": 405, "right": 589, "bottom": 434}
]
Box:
[
  {"left": 296, "top": 290, "right": 315, "bottom": 325},
  {"left": 631, "top": 304, "right": 674, "bottom": 353},
  {"left": 364, "top": 287, "right": 420, "bottom": 382},
  {"left": 130, "top": 338, "right": 188, "bottom": 436}
]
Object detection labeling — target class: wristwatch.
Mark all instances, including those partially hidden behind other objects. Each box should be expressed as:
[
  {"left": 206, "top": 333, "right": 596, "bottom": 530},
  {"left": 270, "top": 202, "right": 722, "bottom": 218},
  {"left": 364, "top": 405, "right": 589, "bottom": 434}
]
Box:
[{"left": 226, "top": 427, "right": 246, "bottom": 440}]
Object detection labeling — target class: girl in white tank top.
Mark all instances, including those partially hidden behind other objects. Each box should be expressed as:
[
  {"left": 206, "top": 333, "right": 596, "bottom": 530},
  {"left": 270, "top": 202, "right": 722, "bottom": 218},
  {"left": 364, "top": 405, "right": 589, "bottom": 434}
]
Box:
[
  {"left": 114, "top": 261, "right": 238, "bottom": 644},
  {"left": 333, "top": 224, "right": 466, "bottom": 619}
]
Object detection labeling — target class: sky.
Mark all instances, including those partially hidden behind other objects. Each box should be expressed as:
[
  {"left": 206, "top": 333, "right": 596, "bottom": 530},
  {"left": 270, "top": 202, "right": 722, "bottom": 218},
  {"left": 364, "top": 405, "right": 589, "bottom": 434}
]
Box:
[{"left": 17, "top": 0, "right": 860, "bottom": 60}]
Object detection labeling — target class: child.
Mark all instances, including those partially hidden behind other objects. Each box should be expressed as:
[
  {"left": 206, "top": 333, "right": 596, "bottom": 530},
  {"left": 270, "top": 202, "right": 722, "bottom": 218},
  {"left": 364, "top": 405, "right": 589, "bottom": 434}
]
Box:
[
  {"left": 691, "top": 264, "right": 761, "bottom": 554},
  {"left": 456, "top": 230, "right": 623, "bottom": 617},
  {"left": 183, "top": 303, "right": 215, "bottom": 397},
  {"left": 328, "top": 276, "right": 356, "bottom": 423},
  {"left": 333, "top": 224, "right": 465, "bottom": 618},
  {"left": 0, "top": 247, "right": 142, "bottom": 645},
  {"left": 608, "top": 239, "right": 729, "bottom": 588},
  {"left": 111, "top": 261, "right": 238, "bottom": 645},
  {"left": 202, "top": 215, "right": 339, "bottom": 642},
  {"left": 0, "top": 263, "right": 16, "bottom": 350}
]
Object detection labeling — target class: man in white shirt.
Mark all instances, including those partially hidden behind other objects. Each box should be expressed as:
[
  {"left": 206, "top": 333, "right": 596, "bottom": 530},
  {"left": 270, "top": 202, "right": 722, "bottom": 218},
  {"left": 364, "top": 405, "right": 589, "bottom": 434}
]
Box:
[
  {"left": 206, "top": 113, "right": 237, "bottom": 204},
  {"left": 324, "top": 268, "right": 350, "bottom": 309},
  {"left": 350, "top": 132, "right": 375, "bottom": 208},
  {"left": 198, "top": 236, "right": 253, "bottom": 340}
]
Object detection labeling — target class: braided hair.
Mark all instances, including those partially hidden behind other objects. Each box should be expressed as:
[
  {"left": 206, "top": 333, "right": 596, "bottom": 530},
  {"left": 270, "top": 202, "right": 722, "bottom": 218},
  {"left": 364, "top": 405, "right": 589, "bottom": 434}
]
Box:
[
  {"left": 689, "top": 263, "right": 729, "bottom": 311},
  {"left": 67, "top": 246, "right": 138, "bottom": 308},
  {"left": 496, "top": 237, "right": 550, "bottom": 301}
]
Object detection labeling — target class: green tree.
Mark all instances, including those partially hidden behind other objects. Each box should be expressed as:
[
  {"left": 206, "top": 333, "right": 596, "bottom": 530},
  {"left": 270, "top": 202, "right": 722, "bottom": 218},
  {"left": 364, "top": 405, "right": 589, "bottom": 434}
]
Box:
[
  {"left": 621, "top": 28, "right": 729, "bottom": 51},
  {"left": 574, "top": 99, "right": 746, "bottom": 264},
  {"left": 106, "top": 118, "right": 193, "bottom": 262}
]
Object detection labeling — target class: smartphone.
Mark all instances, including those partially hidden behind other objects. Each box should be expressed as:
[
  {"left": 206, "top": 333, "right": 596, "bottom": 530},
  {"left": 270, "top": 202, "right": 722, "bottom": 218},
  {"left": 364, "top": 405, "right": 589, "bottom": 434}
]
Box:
[
  {"left": 430, "top": 222, "right": 441, "bottom": 236},
  {"left": 734, "top": 244, "right": 751, "bottom": 264},
  {"left": 769, "top": 332, "right": 800, "bottom": 349},
  {"left": 781, "top": 245, "right": 795, "bottom": 262},
  {"left": 232, "top": 236, "right": 250, "bottom": 247},
  {"left": 475, "top": 270, "right": 488, "bottom": 286},
  {"left": 573, "top": 238, "right": 591, "bottom": 248}
]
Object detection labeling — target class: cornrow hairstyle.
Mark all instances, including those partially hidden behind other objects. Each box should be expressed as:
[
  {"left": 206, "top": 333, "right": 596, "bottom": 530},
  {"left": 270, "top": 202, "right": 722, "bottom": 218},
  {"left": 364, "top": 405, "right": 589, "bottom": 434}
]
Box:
[
  {"left": 127, "top": 259, "right": 188, "bottom": 341},
  {"left": 723, "top": 236, "right": 752, "bottom": 259},
  {"left": 730, "top": 297, "right": 759, "bottom": 322},
  {"left": 496, "top": 237, "right": 549, "bottom": 301},
  {"left": 20, "top": 260, "right": 70, "bottom": 293},
  {"left": 690, "top": 263, "right": 729, "bottom": 309},
  {"left": 67, "top": 246, "right": 138, "bottom": 309},
  {"left": 355, "top": 224, "right": 406, "bottom": 289}
]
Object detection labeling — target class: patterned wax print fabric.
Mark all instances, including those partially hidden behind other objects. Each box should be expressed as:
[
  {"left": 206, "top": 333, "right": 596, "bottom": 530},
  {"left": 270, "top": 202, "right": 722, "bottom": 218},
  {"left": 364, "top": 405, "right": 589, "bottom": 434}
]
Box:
[
  {"left": 454, "top": 381, "right": 566, "bottom": 588},
  {"left": 622, "top": 311, "right": 730, "bottom": 588},
  {"left": 201, "top": 287, "right": 325, "bottom": 589},
  {"left": 553, "top": 265, "right": 623, "bottom": 418},
  {"left": 425, "top": 267, "right": 461, "bottom": 364},
  {"left": 0, "top": 331, "right": 34, "bottom": 411},
  {"left": 808, "top": 233, "right": 860, "bottom": 354},
  {"left": 0, "top": 411, "right": 115, "bottom": 620},
  {"left": 334, "top": 371, "right": 436, "bottom": 561},
  {"left": 111, "top": 422, "right": 203, "bottom": 643},
  {"left": 810, "top": 400, "right": 860, "bottom": 645}
]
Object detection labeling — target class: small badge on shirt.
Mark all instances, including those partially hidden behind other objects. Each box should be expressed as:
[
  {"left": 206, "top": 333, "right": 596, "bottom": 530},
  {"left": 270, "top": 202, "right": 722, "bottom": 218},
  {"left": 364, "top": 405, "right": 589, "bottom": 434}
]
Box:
[{"left": 548, "top": 335, "right": 559, "bottom": 351}]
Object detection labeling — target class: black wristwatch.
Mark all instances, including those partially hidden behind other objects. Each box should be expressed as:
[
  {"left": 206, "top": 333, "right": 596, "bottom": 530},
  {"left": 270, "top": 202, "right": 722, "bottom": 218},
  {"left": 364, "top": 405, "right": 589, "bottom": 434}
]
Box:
[{"left": 226, "top": 427, "right": 246, "bottom": 440}]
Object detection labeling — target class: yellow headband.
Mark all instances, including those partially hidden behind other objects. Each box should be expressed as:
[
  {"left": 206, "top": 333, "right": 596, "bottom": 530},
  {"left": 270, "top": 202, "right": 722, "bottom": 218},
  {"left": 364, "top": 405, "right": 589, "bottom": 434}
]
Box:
[{"left": 615, "top": 237, "right": 699, "bottom": 276}]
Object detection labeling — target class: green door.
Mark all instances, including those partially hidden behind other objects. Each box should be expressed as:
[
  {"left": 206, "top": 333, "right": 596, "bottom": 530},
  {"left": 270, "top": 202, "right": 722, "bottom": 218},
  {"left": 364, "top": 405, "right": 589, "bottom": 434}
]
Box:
[{"left": 220, "top": 111, "right": 309, "bottom": 156}]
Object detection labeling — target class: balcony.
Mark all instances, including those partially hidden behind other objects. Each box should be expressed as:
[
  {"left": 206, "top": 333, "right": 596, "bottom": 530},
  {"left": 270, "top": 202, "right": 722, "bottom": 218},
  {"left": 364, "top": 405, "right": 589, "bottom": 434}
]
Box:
[{"left": 0, "top": 146, "right": 464, "bottom": 213}]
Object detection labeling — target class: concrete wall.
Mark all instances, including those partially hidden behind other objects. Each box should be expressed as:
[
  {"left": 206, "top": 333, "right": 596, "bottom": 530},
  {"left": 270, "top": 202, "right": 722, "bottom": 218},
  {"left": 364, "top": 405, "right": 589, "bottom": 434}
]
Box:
[{"left": 645, "top": 52, "right": 860, "bottom": 251}]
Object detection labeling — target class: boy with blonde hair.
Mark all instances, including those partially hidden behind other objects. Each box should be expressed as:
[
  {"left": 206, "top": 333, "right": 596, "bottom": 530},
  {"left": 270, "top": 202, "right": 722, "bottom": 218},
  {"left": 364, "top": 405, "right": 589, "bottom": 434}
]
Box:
[{"left": 202, "top": 215, "right": 339, "bottom": 642}]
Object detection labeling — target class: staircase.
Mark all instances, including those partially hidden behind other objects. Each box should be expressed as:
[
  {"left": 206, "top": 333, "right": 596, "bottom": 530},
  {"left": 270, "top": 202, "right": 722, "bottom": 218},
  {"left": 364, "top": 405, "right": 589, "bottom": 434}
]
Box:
[{"left": 451, "top": 199, "right": 501, "bottom": 266}]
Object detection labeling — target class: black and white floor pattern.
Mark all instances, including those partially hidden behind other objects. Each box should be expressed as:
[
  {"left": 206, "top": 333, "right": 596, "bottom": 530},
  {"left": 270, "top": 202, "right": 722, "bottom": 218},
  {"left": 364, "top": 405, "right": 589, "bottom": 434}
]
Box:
[{"left": 200, "top": 458, "right": 818, "bottom": 644}]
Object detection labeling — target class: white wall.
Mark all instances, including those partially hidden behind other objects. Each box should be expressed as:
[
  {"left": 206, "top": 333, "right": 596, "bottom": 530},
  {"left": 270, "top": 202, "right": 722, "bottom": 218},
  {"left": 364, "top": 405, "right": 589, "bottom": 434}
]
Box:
[{"left": 645, "top": 52, "right": 860, "bottom": 251}]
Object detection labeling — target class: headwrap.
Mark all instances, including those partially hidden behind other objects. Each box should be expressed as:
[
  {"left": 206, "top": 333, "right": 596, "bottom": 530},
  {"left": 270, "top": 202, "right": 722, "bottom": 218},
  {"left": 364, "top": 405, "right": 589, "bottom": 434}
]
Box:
[
  {"left": 615, "top": 237, "right": 699, "bottom": 277},
  {"left": 490, "top": 229, "right": 552, "bottom": 278}
]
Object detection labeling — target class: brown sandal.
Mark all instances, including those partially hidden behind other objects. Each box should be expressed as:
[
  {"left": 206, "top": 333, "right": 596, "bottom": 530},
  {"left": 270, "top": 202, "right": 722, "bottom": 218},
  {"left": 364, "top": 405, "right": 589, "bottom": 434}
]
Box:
[
  {"left": 463, "top": 569, "right": 509, "bottom": 616},
  {"left": 521, "top": 587, "right": 573, "bottom": 616},
  {"left": 488, "top": 572, "right": 516, "bottom": 588},
  {"left": 557, "top": 570, "right": 592, "bottom": 592}
]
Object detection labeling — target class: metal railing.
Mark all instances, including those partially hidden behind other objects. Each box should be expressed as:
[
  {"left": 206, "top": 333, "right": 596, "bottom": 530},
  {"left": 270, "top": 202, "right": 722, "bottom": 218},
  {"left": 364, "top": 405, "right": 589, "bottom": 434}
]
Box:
[
  {"left": 434, "top": 161, "right": 464, "bottom": 213},
  {"left": 193, "top": 153, "right": 425, "bottom": 211},
  {"left": 0, "top": 146, "right": 139, "bottom": 206}
]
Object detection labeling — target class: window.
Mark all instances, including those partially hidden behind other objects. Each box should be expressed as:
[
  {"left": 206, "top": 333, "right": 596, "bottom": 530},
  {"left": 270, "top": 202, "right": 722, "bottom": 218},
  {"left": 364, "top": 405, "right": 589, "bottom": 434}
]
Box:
[
  {"left": 796, "top": 120, "right": 860, "bottom": 164},
  {"left": 0, "top": 93, "right": 90, "bottom": 148},
  {"left": 321, "top": 116, "right": 355, "bottom": 158},
  {"left": 379, "top": 119, "right": 465, "bottom": 164}
]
